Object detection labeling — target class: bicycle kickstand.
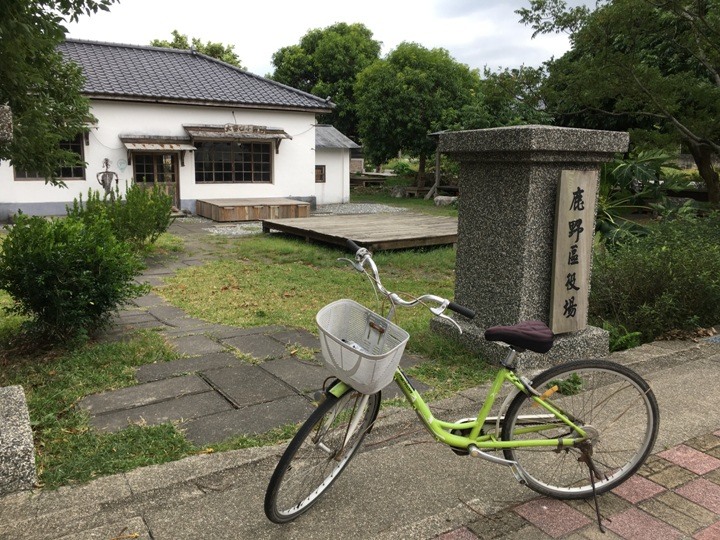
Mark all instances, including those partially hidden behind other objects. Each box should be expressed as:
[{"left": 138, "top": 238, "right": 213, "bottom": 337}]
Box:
[{"left": 578, "top": 445, "right": 608, "bottom": 533}]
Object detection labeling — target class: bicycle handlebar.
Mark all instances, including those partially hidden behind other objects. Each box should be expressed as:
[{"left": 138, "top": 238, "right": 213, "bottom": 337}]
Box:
[
  {"left": 447, "top": 301, "right": 476, "bottom": 319},
  {"left": 344, "top": 241, "right": 475, "bottom": 320},
  {"left": 346, "top": 239, "right": 362, "bottom": 253}
]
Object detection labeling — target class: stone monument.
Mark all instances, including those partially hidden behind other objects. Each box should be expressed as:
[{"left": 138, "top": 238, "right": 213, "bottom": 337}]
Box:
[
  {"left": 434, "top": 125, "right": 629, "bottom": 367},
  {"left": 0, "top": 386, "right": 37, "bottom": 495}
]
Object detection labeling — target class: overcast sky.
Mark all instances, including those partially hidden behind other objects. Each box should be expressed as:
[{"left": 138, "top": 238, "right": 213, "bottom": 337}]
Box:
[{"left": 65, "top": 0, "right": 575, "bottom": 77}]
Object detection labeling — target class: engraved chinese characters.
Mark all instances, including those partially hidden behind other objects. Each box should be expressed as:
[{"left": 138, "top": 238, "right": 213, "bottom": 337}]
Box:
[{"left": 550, "top": 171, "right": 598, "bottom": 333}]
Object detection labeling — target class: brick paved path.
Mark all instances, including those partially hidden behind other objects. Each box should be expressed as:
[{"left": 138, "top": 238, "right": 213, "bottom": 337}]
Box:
[{"left": 439, "top": 430, "right": 720, "bottom": 539}]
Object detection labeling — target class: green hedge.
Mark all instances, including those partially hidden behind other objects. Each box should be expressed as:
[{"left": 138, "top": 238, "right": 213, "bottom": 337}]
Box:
[{"left": 590, "top": 213, "right": 720, "bottom": 342}]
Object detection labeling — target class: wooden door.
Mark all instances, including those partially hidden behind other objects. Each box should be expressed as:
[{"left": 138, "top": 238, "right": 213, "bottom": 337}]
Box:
[{"left": 132, "top": 153, "right": 180, "bottom": 207}]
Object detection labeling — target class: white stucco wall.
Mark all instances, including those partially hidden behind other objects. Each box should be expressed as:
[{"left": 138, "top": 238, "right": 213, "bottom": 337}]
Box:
[
  {"left": 0, "top": 100, "right": 317, "bottom": 219},
  {"left": 315, "top": 148, "right": 350, "bottom": 205}
]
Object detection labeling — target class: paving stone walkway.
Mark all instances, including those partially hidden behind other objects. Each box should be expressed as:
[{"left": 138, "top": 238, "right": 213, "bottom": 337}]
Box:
[{"left": 83, "top": 218, "right": 427, "bottom": 446}]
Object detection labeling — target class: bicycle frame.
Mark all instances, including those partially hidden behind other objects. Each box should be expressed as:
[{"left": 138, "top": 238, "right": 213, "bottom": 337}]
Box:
[{"left": 329, "top": 365, "right": 588, "bottom": 455}]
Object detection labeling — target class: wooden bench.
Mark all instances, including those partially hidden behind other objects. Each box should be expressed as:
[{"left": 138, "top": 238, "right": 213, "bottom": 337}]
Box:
[
  {"left": 350, "top": 175, "right": 387, "bottom": 188},
  {"left": 403, "top": 187, "right": 432, "bottom": 198},
  {"left": 437, "top": 185, "right": 459, "bottom": 196}
]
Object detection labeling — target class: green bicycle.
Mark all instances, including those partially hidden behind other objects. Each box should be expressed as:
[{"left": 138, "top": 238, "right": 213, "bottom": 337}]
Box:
[{"left": 264, "top": 241, "right": 659, "bottom": 525}]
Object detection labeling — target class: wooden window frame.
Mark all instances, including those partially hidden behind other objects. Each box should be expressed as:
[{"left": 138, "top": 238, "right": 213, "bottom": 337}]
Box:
[
  {"left": 14, "top": 134, "right": 86, "bottom": 181},
  {"left": 194, "top": 140, "right": 273, "bottom": 183},
  {"left": 133, "top": 153, "right": 178, "bottom": 184},
  {"left": 315, "top": 165, "right": 326, "bottom": 183}
]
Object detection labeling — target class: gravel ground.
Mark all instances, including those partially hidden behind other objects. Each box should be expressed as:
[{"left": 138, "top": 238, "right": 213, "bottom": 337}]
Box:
[
  {"left": 314, "top": 203, "right": 407, "bottom": 215},
  {"left": 203, "top": 222, "right": 263, "bottom": 236},
  {"left": 175, "top": 203, "right": 407, "bottom": 237}
]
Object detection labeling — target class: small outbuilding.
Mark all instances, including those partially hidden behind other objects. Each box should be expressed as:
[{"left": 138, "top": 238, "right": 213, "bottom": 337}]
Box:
[{"left": 314, "top": 125, "right": 360, "bottom": 205}]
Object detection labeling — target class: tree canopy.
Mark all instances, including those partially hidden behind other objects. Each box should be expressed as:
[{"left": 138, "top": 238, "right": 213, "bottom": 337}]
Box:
[
  {"left": 0, "top": 0, "right": 115, "bottom": 184},
  {"left": 271, "top": 23, "right": 381, "bottom": 140},
  {"left": 151, "top": 30, "right": 244, "bottom": 69},
  {"left": 480, "top": 66, "right": 551, "bottom": 127},
  {"left": 355, "top": 42, "right": 483, "bottom": 184},
  {"left": 520, "top": 0, "right": 720, "bottom": 204}
]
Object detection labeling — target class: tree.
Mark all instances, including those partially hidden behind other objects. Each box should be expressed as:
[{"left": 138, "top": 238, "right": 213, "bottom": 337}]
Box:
[
  {"left": 519, "top": 0, "right": 720, "bottom": 205},
  {"left": 151, "top": 30, "right": 244, "bottom": 69},
  {"left": 355, "top": 42, "right": 482, "bottom": 186},
  {"left": 480, "top": 66, "right": 552, "bottom": 126},
  {"left": 0, "top": 0, "right": 115, "bottom": 184},
  {"left": 271, "top": 23, "right": 381, "bottom": 140}
]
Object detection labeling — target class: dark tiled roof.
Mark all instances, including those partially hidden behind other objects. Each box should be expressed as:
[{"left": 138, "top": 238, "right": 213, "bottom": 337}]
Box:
[
  {"left": 58, "top": 39, "right": 333, "bottom": 112},
  {"left": 315, "top": 125, "right": 360, "bottom": 149}
]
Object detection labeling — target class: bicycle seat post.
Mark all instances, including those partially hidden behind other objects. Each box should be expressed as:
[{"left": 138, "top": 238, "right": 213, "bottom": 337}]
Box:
[{"left": 501, "top": 348, "right": 520, "bottom": 370}]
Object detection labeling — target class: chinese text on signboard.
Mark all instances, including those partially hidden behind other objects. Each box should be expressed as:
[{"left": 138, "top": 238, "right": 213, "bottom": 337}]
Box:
[{"left": 550, "top": 170, "right": 598, "bottom": 333}]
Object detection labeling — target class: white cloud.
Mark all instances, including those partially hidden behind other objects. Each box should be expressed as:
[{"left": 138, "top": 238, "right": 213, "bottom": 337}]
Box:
[{"left": 64, "top": 0, "right": 575, "bottom": 76}]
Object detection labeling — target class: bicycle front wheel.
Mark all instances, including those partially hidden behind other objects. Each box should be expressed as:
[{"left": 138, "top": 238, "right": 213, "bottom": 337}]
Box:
[
  {"left": 264, "top": 388, "right": 381, "bottom": 523},
  {"left": 502, "top": 359, "right": 659, "bottom": 499}
]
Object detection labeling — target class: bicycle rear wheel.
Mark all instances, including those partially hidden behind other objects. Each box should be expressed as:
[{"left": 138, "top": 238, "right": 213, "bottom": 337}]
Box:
[
  {"left": 264, "top": 388, "right": 381, "bottom": 523},
  {"left": 501, "top": 359, "right": 659, "bottom": 499}
]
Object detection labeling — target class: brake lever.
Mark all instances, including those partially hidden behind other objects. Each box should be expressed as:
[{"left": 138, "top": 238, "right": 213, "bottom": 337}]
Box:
[{"left": 435, "top": 312, "right": 463, "bottom": 334}]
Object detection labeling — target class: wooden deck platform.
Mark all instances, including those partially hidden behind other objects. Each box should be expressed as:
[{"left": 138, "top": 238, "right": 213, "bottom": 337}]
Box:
[
  {"left": 196, "top": 198, "right": 310, "bottom": 222},
  {"left": 261, "top": 213, "right": 458, "bottom": 250}
]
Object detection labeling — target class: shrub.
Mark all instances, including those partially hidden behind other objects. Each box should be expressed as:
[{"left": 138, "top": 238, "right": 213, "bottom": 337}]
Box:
[
  {"left": 590, "top": 213, "right": 720, "bottom": 342},
  {"left": 68, "top": 183, "right": 173, "bottom": 250},
  {"left": 112, "top": 183, "right": 173, "bottom": 248},
  {"left": 595, "top": 150, "right": 694, "bottom": 246},
  {"left": 600, "top": 321, "right": 643, "bottom": 352},
  {"left": 0, "top": 214, "right": 147, "bottom": 342},
  {"left": 391, "top": 160, "right": 413, "bottom": 176}
]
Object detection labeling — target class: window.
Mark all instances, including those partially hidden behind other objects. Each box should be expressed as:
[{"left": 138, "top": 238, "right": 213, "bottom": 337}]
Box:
[
  {"left": 194, "top": 141, "right": 272, "bottom": 183},
  {"left": 315, "top": 165, "right": 326, "bottom": 183},
  {"left": 133, "top": 153, "right": 177, "bottom": 183},
  {"left": 15, "top": 134, "right": 85, "bottom": 180}
]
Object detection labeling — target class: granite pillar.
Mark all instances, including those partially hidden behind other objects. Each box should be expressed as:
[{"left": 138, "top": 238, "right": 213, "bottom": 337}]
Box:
[
  {"left": 0, "top": 386, "right": 37, "bottom": 495},
  {"left": 434, "top": 125, "right": 629, "bottom": 368}
]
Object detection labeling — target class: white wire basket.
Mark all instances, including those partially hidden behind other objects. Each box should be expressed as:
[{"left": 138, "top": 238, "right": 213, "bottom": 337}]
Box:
[{"left": 316, "top": 299, "right": 410, "bottom": 394}]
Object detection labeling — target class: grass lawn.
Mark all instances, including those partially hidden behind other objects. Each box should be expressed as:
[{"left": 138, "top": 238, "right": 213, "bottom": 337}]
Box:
[
  {"left": 0, "top": 222, "right": 491, "bottom": 489},
  {"left": 158, "top": 232, "right": 493, "bottom": 397},
  {"left": 351, "top": 190, "right": 459, "bottom": 218}
]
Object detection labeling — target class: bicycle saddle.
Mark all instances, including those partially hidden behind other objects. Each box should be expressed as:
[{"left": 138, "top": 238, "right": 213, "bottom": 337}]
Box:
[{"left": 484, "top": 320, "right": 554, "bottom": 353}]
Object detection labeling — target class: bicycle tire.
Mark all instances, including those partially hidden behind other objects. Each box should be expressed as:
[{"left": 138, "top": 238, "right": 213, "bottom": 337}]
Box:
[
  {"left": 501, "top": 359, "right": 659, "bottom": 499},
  {"left": 264, "top": 388, "right": 381, "bottom": 523}
]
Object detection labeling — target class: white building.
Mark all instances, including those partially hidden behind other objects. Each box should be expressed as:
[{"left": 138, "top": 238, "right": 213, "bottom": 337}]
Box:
[{"left": 0, "top": 39, "right": 357, "bottom": 221}]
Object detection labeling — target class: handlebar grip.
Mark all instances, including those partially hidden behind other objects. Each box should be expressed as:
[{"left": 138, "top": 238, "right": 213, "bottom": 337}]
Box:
[
  {"left": 346, "top": 239, "right": 362, "bottom": 254},
  {"left": 448, "top": 301, "right": 476, "bottom": 319}
]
